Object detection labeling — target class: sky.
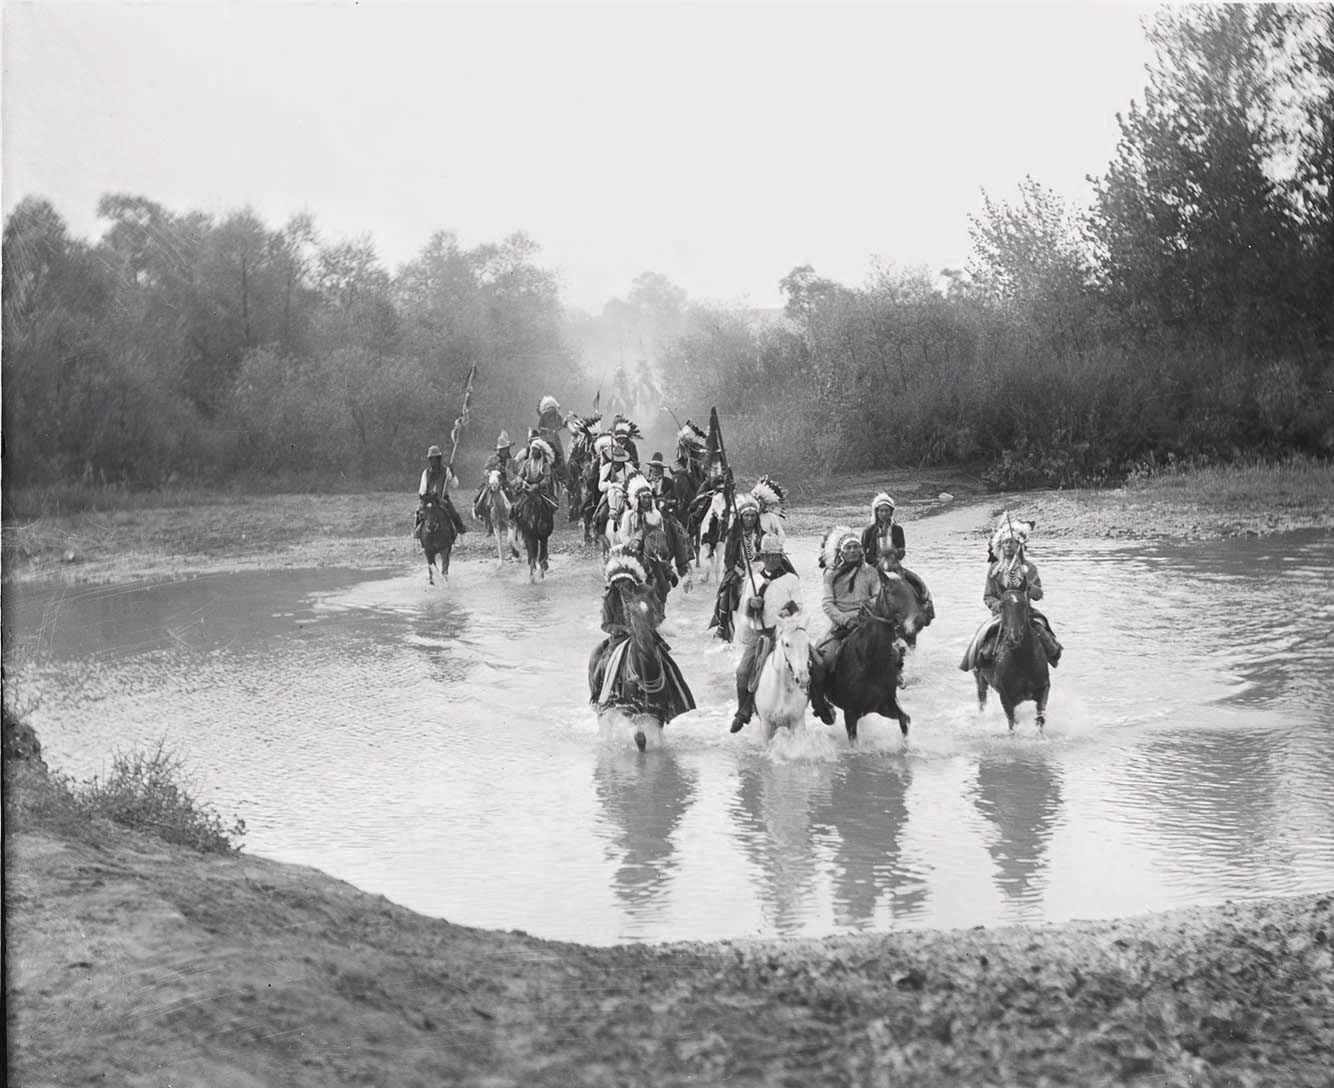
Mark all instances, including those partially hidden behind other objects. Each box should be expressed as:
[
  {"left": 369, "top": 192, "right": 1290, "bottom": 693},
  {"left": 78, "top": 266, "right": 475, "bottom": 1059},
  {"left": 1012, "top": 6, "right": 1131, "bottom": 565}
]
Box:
[{"left": 2, "top": 0, "right": 1159, "bottom": 311}]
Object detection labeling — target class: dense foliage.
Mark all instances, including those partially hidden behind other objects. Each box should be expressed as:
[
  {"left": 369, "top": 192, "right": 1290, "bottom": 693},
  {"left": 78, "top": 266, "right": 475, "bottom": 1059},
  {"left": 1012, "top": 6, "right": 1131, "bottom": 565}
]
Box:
[{"left": 4, "top": 6, "right": 1331, "bottom": 500}]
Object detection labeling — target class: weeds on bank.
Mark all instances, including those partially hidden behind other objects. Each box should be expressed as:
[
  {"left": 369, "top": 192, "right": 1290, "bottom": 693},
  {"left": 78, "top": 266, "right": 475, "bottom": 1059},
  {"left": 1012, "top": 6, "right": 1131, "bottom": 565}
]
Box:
[
  {"left": 1125, "top": 453, "right": 1334, "bottom": 507},
  {"left": 5, "top": 714, "right": 246, "bottom": 856}
]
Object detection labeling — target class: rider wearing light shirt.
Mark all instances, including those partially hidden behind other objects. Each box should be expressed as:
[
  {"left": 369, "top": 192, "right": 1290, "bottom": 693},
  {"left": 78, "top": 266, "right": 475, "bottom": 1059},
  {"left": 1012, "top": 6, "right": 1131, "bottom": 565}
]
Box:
[{"left": 729, "top": 534, "right": 804, "bottom": 734}]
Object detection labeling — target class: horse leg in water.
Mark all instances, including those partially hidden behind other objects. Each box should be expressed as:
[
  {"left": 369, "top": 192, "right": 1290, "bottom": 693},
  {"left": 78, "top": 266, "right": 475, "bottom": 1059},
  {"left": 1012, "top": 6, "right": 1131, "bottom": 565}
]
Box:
[
  {"left": 524, "top": 530, "right": 540, "bottom": 582},
  {"left": 1035, "top": 685, "right": 1049, "bottom": 732}
]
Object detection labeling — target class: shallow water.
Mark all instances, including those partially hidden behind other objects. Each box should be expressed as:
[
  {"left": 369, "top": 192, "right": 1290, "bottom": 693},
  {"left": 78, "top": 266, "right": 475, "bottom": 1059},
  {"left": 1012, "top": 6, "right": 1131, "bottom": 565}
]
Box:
[{"left": 6, "top": 505, "right": 1333, "bottom": 945}]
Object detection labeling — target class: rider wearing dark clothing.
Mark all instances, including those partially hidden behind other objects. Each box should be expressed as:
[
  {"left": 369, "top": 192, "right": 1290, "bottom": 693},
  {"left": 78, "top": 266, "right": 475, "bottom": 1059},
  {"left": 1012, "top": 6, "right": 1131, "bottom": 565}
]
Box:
[{"left": 416, "top": 446, "right": 467, "bottom": 536}]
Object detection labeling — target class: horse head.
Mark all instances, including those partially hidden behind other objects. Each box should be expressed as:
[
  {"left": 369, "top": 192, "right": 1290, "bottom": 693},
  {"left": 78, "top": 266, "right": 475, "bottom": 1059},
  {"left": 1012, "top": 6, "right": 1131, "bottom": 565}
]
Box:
[
  {"left": 879, "top": 570, "right": 933, "bottom": 645},
  {"left": 486, "top": 469, "right": 505, "bottom": 492},
  {"left": 774, "top": 618, "right": 811, "bottom": 693},
  {"left": 997, "top": 589, "right": 1032, "bottom": 651}
]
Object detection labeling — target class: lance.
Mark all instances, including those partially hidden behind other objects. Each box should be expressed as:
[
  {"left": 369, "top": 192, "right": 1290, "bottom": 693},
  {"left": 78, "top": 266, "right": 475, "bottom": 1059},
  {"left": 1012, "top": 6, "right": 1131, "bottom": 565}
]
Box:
[
  {"left": 709, "top": 407, "right": 759, "bottom": 597},
  {"left": 444, "top": 361, "right": 478, "bottom": 494}
]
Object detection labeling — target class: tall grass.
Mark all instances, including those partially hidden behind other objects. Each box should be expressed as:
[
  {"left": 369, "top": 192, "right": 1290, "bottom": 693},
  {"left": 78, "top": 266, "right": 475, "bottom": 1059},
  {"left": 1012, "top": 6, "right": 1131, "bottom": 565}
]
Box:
[{"left": 5, "top": 717, "right": 246, "bottom": 856}]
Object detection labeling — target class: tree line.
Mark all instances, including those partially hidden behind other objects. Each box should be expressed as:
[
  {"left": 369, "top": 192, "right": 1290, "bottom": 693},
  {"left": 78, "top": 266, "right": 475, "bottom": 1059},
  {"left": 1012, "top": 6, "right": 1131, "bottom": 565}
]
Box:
[{"left": 4, "top": 5, "right": 1331, "bottom": 506}]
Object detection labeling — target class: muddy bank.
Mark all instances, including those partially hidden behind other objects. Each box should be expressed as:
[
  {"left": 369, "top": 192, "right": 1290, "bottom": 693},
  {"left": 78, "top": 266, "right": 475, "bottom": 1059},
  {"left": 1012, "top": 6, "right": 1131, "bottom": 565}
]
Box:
[{"left": 6, "top": 784, "right": 1331, "bottom": 1088}]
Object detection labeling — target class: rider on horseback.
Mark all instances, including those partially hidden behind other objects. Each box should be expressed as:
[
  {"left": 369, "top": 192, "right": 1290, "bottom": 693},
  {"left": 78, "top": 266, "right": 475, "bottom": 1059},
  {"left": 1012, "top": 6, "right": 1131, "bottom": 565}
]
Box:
[
  {"left": 960, "top": 517, "right": 1063, "bottom": 671},
  {"left": 645, "top": 452, "right": 680, "bottom": 517},
  {"left": 709, "top": 487, "right": 799, "bottom": 642},
  {"left": 752, "top": 477, "right": 788, "bottom": 546},
  {"left": 415, "top": 445, "right": 467, "bottom": 538},
  {"left": 535, "top": 395, "right": 568, "bottom": 478},
  {"left": 611, "top": 416, "right": 641, "bottom": 469},
  {"left": 808, "top": 529, "right": 885, "bottom": 725},
  {"left": 861, "top": 492, "right": 931, "bottom": 606},
  {"left": 619, "top": 474, "right": 662, "bottom": 543},
  {"left": 729, "top": 534, "right": 803, "bottom": 734},
  {"left": 474, "top": 432, "right": 517, "bottom": 525}
]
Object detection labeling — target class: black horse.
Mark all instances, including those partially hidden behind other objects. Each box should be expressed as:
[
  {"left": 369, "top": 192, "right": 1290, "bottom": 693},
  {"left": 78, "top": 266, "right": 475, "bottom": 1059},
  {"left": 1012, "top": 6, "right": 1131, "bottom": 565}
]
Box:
[
  {"left": 513, "top": 482, "right": 556, "bottom": 582},
  {"left": 974, "top": 589, "right": 1051, "bottom": 731},
  {"left": 825, "top": 581, "right": 911, "bottom": 742},
  {"left": 417, "top": 496, "right": 457, "bottom": 586}
]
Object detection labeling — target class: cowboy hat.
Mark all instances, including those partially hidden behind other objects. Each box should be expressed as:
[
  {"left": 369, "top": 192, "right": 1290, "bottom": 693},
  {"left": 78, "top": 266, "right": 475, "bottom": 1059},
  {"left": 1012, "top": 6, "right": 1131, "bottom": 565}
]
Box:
[
  {"left": 610, "top": 447, "right": 631, "bottom": 463},
  {"left": 496, "top": 431, "right": 512, "bottom": 449},
  {"left": 647, "top": 451, "right": 667, "bottom": 468},
  {"left": 426, "top": 445, "right": 444, "bottom": 459},
  {"left": 759, "top": 533, "right": 786, "bottom": 557}
]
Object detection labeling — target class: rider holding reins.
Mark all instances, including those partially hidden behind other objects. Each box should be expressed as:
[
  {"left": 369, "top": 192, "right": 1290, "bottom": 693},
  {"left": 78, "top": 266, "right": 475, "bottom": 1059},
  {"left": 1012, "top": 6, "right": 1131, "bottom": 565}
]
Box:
[
  {"left": 416, "top": 445, "right": 468, "bottom": 538},
  {"left": 808, "top": 529, "right": 883, "bottom": 725},
  {"left": 729, "top": 534, "right": 804, "bottom": 734},
  {"left": 960, "top": 517, "right": 1063, "bottom": 671}
]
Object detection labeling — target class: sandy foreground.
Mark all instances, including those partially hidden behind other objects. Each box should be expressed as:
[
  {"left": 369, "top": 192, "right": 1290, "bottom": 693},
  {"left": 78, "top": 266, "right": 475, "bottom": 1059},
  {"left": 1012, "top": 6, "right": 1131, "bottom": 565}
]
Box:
[{"left": 5, "top": 468, "right": 1334, "bottom": 1086}]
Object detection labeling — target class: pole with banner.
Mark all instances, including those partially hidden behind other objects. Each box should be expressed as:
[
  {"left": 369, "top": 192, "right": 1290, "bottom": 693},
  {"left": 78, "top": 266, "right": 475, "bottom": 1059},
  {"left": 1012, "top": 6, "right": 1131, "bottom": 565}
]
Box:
[
  {"left": 444, "top": 361, "right": 477, "bottom": 494},
  {"left": 708, "top": 407, "right": 758, "bottom": 597}
]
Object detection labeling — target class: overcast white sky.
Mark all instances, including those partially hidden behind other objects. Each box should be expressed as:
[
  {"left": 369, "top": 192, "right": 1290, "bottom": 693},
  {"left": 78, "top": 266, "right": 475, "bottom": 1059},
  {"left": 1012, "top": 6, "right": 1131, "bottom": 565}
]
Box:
[{"left": 3, "top": 1, "right": 1157, "bottom": 310}]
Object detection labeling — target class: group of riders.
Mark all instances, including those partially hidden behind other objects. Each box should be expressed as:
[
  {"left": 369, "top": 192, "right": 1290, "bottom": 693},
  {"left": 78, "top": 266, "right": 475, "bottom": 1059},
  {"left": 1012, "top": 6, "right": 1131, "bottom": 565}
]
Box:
[{"left": 414, "top": 394, "right": 1064, "bottom": 736}]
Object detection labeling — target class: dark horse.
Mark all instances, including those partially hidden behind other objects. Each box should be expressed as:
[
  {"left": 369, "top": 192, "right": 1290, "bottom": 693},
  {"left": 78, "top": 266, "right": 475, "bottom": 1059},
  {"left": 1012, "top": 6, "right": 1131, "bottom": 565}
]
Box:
[
  {"left": 513, "top": 483, "right": 556, "bottom": 582},
  {"left": 639, "top": 519, "right": 693, "bottom": 613},
  {"left": 878, "top": 569, "right": 935, "bottom": 647},
  {"left": 417, "top": 496, "right": 457, "bottom": 586},
  {"left": 826, "top": 581, "right": 912, "bottom": 742},
  {"left": 588, "top": 580, "right": 695, "bottom": 751},
  {"left": 974, "top": 589, "right": 1050, "bottom": 731}
]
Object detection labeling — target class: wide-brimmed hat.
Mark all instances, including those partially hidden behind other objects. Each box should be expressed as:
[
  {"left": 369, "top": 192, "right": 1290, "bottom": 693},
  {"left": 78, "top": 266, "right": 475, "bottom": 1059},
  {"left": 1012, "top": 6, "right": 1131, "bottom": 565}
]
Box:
[
  {"left": 610, "top": 447, "right": 631, "bottom": 463},
  {"left": 496, "top": 431, "right": 512, "bottom": 449},
  {"left": 647, "top": 451, "right": 667, "bottom": 469},
  {"left": 759, "top": 533, "right": 786, "bottom": 558},
  {"left": 426, "top": 445, "right": 444, "bottom": 460}
]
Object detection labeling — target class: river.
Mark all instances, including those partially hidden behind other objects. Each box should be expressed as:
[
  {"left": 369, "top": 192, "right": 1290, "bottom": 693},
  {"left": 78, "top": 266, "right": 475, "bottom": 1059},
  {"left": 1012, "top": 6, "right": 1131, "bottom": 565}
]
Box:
[{"left": 5, "top": 502, "right": 1332, "bottom": 945}]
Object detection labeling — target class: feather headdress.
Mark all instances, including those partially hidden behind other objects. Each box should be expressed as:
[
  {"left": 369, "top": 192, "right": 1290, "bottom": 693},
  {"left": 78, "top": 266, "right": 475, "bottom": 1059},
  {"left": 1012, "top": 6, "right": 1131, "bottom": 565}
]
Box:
[
  {"left": 626, "top": 472, "right": 652, "bottom": 503},
  {"left": 871, "top": 492, "right": 895, "bottom": 518},
  {"left": 593, "top": 433, "right": 614, "bottom": 456},
  {"left": 538, "top": 395, "right": 561, "bottom": 414},
  {"left": 990, "top": 512, "right": 1035, "bottom": 550},
  {"left": 819, "top": 525, "right": 860, "bottom": 570},
  {"left": 752, "top": 476, "right": 786, "bottom": 515},
  {"left": 734, "top": 492, "right": 760, "bottom": 515},
  {"left": 527, "top": 436, "right": 556, "bottom": 462},
  {"left": 604, "top": 550, "right": 647, "bottom": 586},
  {"left": 612, "top": 414, "right": 643, "bottom": 439},
  {"left": 677, "top": 420, "right": 707, "bottom": 448}
]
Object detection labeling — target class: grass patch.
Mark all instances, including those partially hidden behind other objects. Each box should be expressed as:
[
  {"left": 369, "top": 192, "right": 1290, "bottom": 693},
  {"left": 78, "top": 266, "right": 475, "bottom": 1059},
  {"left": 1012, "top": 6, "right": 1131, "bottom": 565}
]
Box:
[
  {"left": 4, "top": 715, "right": 245, "bottom": 856},
  {"left": 1126, "top": 453, "right": 1334, "bottom": 507}
]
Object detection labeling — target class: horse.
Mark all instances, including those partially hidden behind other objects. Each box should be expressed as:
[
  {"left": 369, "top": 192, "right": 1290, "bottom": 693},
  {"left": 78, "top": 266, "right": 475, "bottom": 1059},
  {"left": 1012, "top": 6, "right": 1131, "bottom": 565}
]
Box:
[
  {"left": 513, "top": 481, "right": 556, "bottom": 582},
  {"left": 638, "top": 517, "right": 693, "bottom": 613},
  {"left": 825, "top": 581, "right": 911, "bottom": 742},
  {"left": 753, "top": 618, "right": 811, "bottom": 741},
  {"left": 474, "top": 470, "right": 520, "bottom": 564},
  {"left": 693, "top": 489, "right": 732, "bottom": 584},
  {"left": 974, "top": 589, "right": 1050, "bottom": 731},
  {"left": 416, "top": 496, "right": 456, "bottom": 586},
  {"left": 876, "top": 566, "right": 936, "bottom": 646},
  {"left": 597, "top": 481, "right": 631, "bottom": 559},
  {"left": 566, "top": 429, "right": 598, "bottom": 529},
  {"left": 588, "top": 580, "right": 696, "bottom": 751}
]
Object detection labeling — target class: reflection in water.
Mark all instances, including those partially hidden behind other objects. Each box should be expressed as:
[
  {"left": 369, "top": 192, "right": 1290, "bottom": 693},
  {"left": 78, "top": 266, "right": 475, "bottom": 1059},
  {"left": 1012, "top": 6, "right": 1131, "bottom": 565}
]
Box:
[
  {"left": 593, "top": 748, "right": 697, "bottom": 921},
  {"left": 973, "top": 748, "right": 1063, "bottom": 916},
  {"left": 819, "top": 758, "right": 925, "bottom": 928},
  {"left": 732, "top": 758, "right": 834, "bottom": 934}
]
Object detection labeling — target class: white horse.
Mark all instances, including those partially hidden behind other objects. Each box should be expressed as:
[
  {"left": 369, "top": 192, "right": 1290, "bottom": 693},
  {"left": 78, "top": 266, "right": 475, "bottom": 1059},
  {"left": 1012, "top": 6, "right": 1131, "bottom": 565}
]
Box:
[
  {"left": 753, "top": 618, "right": 812, "bottom": 741},
  {"left": 695, "top": 489, "right": 732, "bottom": 584},
  {"left": 475, "top": 470, "right": 519, "bottom": 564}
]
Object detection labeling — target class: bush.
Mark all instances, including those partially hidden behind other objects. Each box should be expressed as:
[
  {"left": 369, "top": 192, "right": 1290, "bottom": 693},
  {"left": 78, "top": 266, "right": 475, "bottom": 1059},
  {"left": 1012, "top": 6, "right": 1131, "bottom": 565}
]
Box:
[{"left": 5, "top": 725, "right": 246, "bottom": 856}]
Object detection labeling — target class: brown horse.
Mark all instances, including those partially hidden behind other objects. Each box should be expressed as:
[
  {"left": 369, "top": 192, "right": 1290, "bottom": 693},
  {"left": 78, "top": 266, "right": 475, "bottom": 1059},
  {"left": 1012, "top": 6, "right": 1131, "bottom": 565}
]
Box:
[
  {"left": 588, "top": 580, "right": 696, "bottom": 751},
  {"left": 974, "top": 589, "right": 1050, "bottom": 731},
  {"left": 474, "top": 469, "right": 520, "bottom": 564},
  {"left": 825, "top": 581, "right": 911, "bottom": 742},
  {"left": 417, "top": 496, "right": 456, "bottom": 586},
  {"left": 513, "top": 482, "right": 556, "bottom": 582}
]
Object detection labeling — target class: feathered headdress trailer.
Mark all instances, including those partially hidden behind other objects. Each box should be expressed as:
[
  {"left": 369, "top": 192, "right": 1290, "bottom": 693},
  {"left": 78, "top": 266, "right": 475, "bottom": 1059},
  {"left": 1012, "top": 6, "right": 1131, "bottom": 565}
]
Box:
[
  {"left": 604, "top": 548, "right": 647, "bottom": 587},
  {"left": 752, "top": 475, "right": 787, "bottom": 516},
  {"left": 819, "top": 525, "right": 859, "bottom": 570},
  {"left": 566, "top": 411, "right": 603, "bottom": 437},
  {"left": 612, "top": 414, "right": 643, "bottom": 440},
  {"left": 527, "top": 436, "right": 556, "bottom": 462},
  {"left": 625, "top": 473, "right": 661, "bottom": 524},
  {"left": 593, "top": 433, "right": 615, "bottom": 458}
]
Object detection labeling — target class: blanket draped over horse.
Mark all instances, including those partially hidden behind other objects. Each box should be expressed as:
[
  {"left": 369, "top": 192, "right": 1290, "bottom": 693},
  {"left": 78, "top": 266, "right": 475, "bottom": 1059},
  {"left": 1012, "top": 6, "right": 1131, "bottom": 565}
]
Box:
[{"left": 589, "top": 580, "right": 695, "bottom": 725}]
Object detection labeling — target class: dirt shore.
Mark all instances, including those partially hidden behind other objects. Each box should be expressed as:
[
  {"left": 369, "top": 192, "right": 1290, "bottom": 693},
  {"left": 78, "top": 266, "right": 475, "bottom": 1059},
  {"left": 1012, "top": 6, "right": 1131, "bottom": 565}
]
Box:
[{"left": 5, "top": 464, "right": 1333, "bottom": 1086}]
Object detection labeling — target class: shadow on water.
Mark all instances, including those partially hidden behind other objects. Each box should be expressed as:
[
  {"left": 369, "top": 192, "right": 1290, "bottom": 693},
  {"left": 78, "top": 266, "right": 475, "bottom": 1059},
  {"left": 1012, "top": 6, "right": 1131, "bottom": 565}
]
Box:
[
  {"left": 593, "top": 746, "right": 698, "bottom": 922},
  {"left": 971, "top": 745, "right": 1064, "bottom": 918}
]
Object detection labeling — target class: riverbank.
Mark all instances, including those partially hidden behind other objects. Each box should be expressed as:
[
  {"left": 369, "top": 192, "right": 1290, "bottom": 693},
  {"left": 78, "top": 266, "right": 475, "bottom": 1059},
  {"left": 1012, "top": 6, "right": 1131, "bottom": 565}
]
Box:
[{"left": 5, "top": 461, "right": 1334, "bottom": 1085}]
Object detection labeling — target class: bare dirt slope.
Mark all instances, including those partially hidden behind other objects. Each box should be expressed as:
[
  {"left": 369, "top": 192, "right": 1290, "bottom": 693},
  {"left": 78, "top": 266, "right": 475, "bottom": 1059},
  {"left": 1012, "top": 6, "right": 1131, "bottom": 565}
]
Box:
[{"left": 6, "top": 802, "right": 1332, "bottom": 1088}]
